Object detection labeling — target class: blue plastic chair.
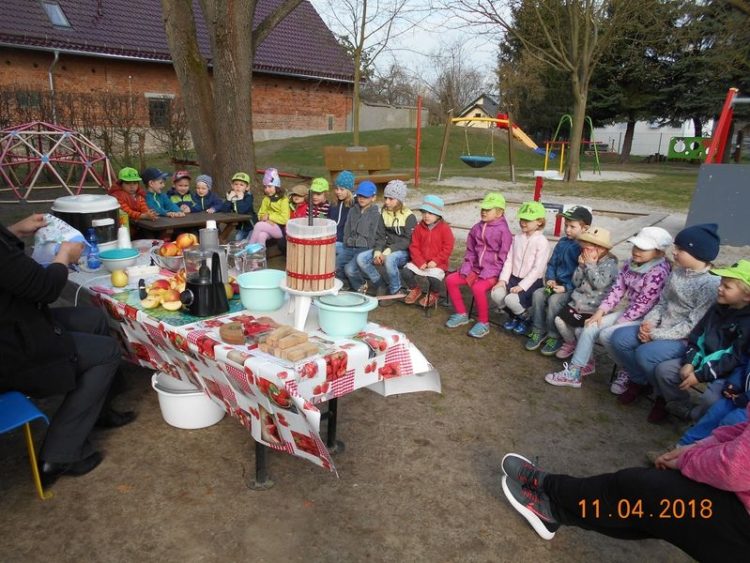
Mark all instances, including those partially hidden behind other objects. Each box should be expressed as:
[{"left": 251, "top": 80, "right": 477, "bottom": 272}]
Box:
[{"left": 0, "top": 391, "right": 53, "bottom": 500}]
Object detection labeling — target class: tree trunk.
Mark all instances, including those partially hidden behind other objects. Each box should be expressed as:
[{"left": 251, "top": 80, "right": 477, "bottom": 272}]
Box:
[
  {"left": 566, "top": 80, "right": 588, "bottom": 182},
  {"left": 693, "top": 116, "right": 703, "bottom": 138},
  {"left": 618, "top": 117, "right": 636, "bottom": 164}
]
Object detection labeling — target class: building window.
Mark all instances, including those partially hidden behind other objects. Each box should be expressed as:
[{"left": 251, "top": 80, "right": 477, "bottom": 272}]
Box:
[
  {"left": 474, "top": 112, "right": 482, "bottom": 117},
  {"left": 16, "top": 91, "right": 41, "bottom": 108},
  {"left": 148, "top": 98, "right": 172, "bottom": 128},
  {"left": 41, "top": 2, "right": 71, "bottom": 28},
  {"left": 327, "top": 115, "right": 334, "bottom": 131}
]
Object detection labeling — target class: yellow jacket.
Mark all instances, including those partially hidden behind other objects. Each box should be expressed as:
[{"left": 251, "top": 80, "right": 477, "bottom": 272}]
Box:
[{"left": 258, "top": 195, "right": 291, "bottom": 225}]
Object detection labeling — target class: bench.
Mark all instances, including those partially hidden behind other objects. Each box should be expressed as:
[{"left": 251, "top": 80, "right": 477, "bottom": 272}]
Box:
[{"left": 323, "top": 145, "right": 410, "bottom": 189}]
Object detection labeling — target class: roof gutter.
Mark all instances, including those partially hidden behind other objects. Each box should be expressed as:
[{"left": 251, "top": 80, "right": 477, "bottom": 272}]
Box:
[{"left": 48, "top": 49, "right": 59, "bottom": 123}]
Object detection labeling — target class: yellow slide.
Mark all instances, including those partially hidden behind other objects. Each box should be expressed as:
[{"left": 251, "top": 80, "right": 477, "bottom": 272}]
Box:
[{"left": 511, "top": 126, "right": 539, "bottom": 150}]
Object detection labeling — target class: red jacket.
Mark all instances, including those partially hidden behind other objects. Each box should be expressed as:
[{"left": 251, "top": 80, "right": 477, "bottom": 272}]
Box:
[
  {"left": 109, "top": 182, "right": 151, "bottom": 221},
  {"left": 408, "top": 219, "right": 455, "bottom": 271}
]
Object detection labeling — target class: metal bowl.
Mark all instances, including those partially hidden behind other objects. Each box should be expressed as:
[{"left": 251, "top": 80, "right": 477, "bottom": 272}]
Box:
[{"left": 150, "top": 246, "right": 185, "bottom": 272}]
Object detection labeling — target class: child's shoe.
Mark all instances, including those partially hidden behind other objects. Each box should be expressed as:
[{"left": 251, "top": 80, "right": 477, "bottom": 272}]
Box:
[
  {"left": 647, "top": 397, "right": 669, "bottom": 424},
  {"left": 502, "top": 317, "right": 518, "bottom": 331},
  {"left": 356, "top": 281, "right": 369, "bottom": 294},
  {"left": 539, "top": 337, "right": 563, "bottom": 356},
  {"left": 468, "top": 322, "right": 490, "bottom": 338},
  {"left": 501, "top": 476, "right": 559, "bottom": 540},
  {"left": 617, "top": 381, "right": 652, "bottom": 405},
  {"left": 445, "top": 313, "right": 470, "bottom": 328},
  {"left": 580, "top": 357, "right": 596, "bottom": 377},
  {"left": 610, "top": 369, "right": 630, "bottom": 395},
  {"left": 404, "top": 287, "right": 423, "bottom": 304},
  {"left": 554, "top": 341, "right": 576, "bottom": 359},
  {"left": 419, "top": 292, "right": 440, "bottom": 308},
  {"left": 544, "top": 363, "right": 582, "bottom": 388},
  {"left": 513, "top": 319, "right": 531, "bottom": 336},
  {"left": 524, "top": 329, "right": 546, "bottom": 351}
]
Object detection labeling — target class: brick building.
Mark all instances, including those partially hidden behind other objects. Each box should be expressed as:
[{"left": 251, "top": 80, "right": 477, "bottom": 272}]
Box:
[{"left": 0, "top": 0, "right": 355, "bottom": 145}]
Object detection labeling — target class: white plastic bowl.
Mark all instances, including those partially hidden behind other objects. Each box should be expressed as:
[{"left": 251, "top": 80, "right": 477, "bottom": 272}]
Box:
[{"left": 151, "top": 373, "right": 225, "bottom": 429}]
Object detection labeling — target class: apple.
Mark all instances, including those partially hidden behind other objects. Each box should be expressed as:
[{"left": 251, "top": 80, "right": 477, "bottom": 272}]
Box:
[
  {"left": 159, "top": 242, "right": 179, "bottom": 257},
  {"left": 161, "top": 289, "right": 181, "bottom": 303},
  {"left": 224, "top": 283, "right": 234, "bottom": 300},
  {"left": 111, "top": 269, "right": 128, "bottom": 288},
  {"left": 161, "top": 300, "right": 183, "bottom": 311},
  {"left": 149, "top": 279, "right": 171, "bottom": 291},
  {"left": 140, "top": 296, "right": 161, "bottom": 309},
  {"left": 175, "top": 233, "right": 198, "bottom": 249},
  {"left": 231, "top": 282, "right": 240, "bottom": 295}
]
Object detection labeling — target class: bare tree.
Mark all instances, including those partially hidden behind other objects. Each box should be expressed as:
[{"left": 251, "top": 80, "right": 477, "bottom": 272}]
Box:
[
  {"left": 361, "top": 61, "right": 420, "bottom": 106},
  {"left": 448, "top": 0, "right": 639, "bottom": 180},
  {"left": 160, "top": 0, "right": 304, "bottom": 193}
]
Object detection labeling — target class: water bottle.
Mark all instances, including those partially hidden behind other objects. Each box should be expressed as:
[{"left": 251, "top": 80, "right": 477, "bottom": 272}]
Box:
[{"left": 86, "top": 227, "right": 102, "bottom": 271}]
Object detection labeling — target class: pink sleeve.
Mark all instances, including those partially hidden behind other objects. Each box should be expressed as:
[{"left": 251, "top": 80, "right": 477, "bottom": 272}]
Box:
[
  {"left": 519, "top": 237, "right": 550, "bottom": 291},
  {"left": 499, "top": 238, "right": 514, "bottom": 283},
  {"left": 598, "top": 267, "right": 626, "bottom": 313}
]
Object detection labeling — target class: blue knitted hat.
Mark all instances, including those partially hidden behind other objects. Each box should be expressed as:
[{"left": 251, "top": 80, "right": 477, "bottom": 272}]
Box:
[
  {"left": 674, "top": 223, "right": 720, "bottom": 262},
  {"left": 335, "top": 170, "right": 355, "bottom": 191}
]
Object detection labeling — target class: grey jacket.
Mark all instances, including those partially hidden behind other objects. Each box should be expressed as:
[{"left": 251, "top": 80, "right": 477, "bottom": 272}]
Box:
[
  {"left": 568, "top": 254, "right": 619, "bottom": 314},
  {"left": 343, "top": 203, "right": 384, "bottom": 249}
]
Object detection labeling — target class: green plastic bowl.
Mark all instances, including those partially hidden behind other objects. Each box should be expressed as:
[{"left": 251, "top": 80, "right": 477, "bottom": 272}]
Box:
[
  {"left": 99, "top": 248, "right": 139, "bottom": 272},
  {"left": 237, "top": 269, "right": 286, "bottom": 311},
  {"left": 314, "top": 292, "right": 378, "bottom": 337}
]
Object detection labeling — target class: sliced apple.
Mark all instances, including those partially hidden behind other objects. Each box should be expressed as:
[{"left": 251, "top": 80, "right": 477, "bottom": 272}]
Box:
[
  {"left": 161, "top": 300, "right": 183, "bottom": 311},
  {"left": 141, "top": 296, "right": 161, "bottom": 309},
  {"left": 149, "top": 279, "right": 171, "bottom": 291}
]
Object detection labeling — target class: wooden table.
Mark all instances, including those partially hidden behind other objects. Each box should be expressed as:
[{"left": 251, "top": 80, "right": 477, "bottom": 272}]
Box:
[{"left": 133, "top": 212, "right": 253, "bottom": 243}]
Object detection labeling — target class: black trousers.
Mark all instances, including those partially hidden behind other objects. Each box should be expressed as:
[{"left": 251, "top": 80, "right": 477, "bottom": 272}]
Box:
[
  {"left": 401, "top": 269, "right": 445, "bottom": 295},
  {"left": 40, "top": 307, "right": 120, "bottom": 463},
  {"left": 545, "top": 467, "right": 750, "bottom": 561}
]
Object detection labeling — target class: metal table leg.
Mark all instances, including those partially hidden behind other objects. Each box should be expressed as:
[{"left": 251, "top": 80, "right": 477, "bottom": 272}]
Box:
[
  {"left": 323, "top": 398, "right": 345, "bottom": 454},
  {"left": 248, "top": 440, "right": 274, "bottom": 490}
]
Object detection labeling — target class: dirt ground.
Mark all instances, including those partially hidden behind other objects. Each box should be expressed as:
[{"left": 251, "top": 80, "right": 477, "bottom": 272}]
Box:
[{"left": 0, "top": 185, "right": 714, "bottom": 562}]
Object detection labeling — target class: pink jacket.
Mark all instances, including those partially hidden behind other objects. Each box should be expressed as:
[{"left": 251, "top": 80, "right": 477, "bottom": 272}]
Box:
[
  {"left": 499, "top": 231, "right": 550, "bottom": 291},
  {"left": 678, "top": 404, "right": 750, "bottom": 512},
  {"left": 458, "top": 217, "right": 513, "bottom": 280}
]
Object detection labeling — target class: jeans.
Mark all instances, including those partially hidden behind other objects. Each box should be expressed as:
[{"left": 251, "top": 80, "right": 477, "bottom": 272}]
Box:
[
  {"left": 445, "top": 272, "right": 497, "bottom": 324},
  {"left": 570, "top": 314, "right": 639, "bottom": 367},
  {"left": 609, "top": 324, "right": 687, "bottom": 386},
  {"left": 356, "top": 249, "right": 408, "bottom": 294},
  {"left": 655, "top": 358, "right": 733, "bottom": 420},
  {"left": 530, "top": 288, "right": 570, "bottom": 338},
  {"left": 679, "top": 370, "right": 747, "bottom": 444},
  {"left": 336, "top": 246, "right": 368, "bottom": 290}
]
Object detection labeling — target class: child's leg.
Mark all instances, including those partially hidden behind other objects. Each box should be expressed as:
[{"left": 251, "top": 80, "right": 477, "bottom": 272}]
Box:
[
  {"left": 336, "top": 246, "right": 356, "bottom": 281},
  {"left": 609, "top": 325, "right": 648, "bottom": 385},
  {"left": 383, "top": 250, "right": 408, "bottom": 293},
  {"left": 490, "top": 285, "right": 509, "bottom": 310},
  {"left": 530, "top": 287, "right": 548, "bottom": 332},
  {"left": 401, "top": 267, "right": 419, "bottom": 289},
  {"left": 638, "top": 340, "right": 687, "bottom": 388},
  {"left": 598, "top": 319, "right": 639, "bottom": 359},
  {"left": 249, "top": 222, "right": 282, "bottom": 245},
  {"left": 553, "top": 316, "right": 577, "bottom": 343},
  {"left": 445, "top": 272, "right": 468, "bottom": 314},
  {"left": 503, "top": 292, "right": 526, "bottom": 317},
  {"left": 653, "top": 358, "right": 690, "bottom": 407},
  {"left": 692, "top": 378, "right": 730, "bottom": 421},
  {"left": 569, "top": 313, "right": 620, "bottom": 367},
  {"left": 679, "top": 398, "right": 737, "bottom": 445},
  {"left": 427, "top": 276, "right": 444, "bottom": 296},
  {"left": 545, "top": 291, "right": 570, "bottom": 338},
  {"left": 355, "top": 250, "right": 382, "bottom": 286},
  {"left": 344, "top": 250, "right": 367, "bottom": 290},
  {"left": 470, "top": 278, "right": 497, "bottom": 324}
]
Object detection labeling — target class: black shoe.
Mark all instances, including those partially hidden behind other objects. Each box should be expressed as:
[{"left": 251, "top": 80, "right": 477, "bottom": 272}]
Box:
[
  {"left": 95, "top": 408, "right": 137, "bottom": 429},
  {"left": 39, "top": 451, "right": 104, "bottom": 488}
]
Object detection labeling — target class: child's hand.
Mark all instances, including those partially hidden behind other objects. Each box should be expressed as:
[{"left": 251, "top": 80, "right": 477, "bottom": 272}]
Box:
[
  {"left": 509, "top": 286, "right": 522, "bottom": 294},
  {"left": 419, "top": 263, "right": 428, "bottom": 270},
  {"left": 373, "top": 253, "right": 384, "bottom": 265},
  {"left": 679, "top": 363, "right": 695, "bottom": 380},
  {"left": 427, "top": 260, "right": 437, "bottom": 269},
  {"left": 655, "top": 447, "right": 685, "bottom": 470},
  {"left": 732, "top": 393, "right": 749, "bottom": 408},
  {"left": 582, "top": 246, "right": 598, "bottom": 264},
  {"left": 678, "top": 372, "right": 699, "bottom": 391},
  {"left": 553, "top": 285, "right": 565, "bottom": 294},
  {"left": 493, "top": 279, "right": 506, "bottom": 290},
  {"left": 465, "top": 272, "right": 478, "bottom": 287},
  {"left": 585, "top": 310, "right": 605, "bottom": 326},
  {"left": 180, "top": 204, "right": 191, "bottom": 213},
  {"left": 722, "top": 383, "right": 740, "bottom": 399},
  {"left": 260, "top": 214, "right": 269, "bottom": 221},
  {"left": 546, "top": 280, "right": 557, "bottom": 288},
  {"left": 637, "top": 321, "right": 652, "bottom": 343},
  {"left": 207, "top": 208, "right": 216, "bottom": 214}
]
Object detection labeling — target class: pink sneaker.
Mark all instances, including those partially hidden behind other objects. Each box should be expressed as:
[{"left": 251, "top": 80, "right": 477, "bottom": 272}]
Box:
[
  {"left": 580, "top": 358, "right": 596, "bottom": 377},
  {"left": 544, "top": 363, "right": 582, "bottom": 388},
  {"left": 555, "top": 341, "right": 576, "bottom": 359}
]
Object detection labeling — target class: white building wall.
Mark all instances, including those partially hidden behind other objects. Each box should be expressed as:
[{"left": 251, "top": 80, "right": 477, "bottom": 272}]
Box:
[{"left": 593, "top": 121, "right": 702, "bottom": 156}]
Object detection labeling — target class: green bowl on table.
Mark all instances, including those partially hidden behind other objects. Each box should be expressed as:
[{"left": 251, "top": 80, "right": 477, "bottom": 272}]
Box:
[
  {"left": 237, "top": 269, "right": 286, "bottom": 311},
  {"left": 99, "top": 248, "right": 139, "bottom": 272},
  {"left": 314, "top": 292, "right": 378, "bottom": 338}
]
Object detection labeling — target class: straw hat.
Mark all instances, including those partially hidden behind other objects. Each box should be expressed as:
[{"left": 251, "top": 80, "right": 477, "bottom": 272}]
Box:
[{"left": 577, "top": 227, "right": 613, "bottom": 249}]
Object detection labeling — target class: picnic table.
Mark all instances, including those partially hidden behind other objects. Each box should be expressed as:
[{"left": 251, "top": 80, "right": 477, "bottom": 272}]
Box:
[
  {"left": 67, "top": 249, "right": 440, "bottom": 488},
  {"left": 133, "top": 212, "right": 253, "bottom": 243}
]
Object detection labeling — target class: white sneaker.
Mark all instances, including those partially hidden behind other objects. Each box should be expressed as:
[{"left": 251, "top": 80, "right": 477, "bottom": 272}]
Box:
[{"left": 610, "top": 370, "right": 630, "bottom": 395}]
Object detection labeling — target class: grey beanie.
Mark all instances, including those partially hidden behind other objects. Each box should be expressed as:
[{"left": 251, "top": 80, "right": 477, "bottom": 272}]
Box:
[
  {"left": 384, "top": 179, "right": 408, "bottom": 202},
  {"left": 196, "top": 174, "right": 213, "bottom": 189}
]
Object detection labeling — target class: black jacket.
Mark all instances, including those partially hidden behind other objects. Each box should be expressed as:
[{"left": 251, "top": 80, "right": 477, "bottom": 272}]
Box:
[
  {"left": 0, "top": 224, "right": 77, "bottom": 396},
  {"left": 683, "top": 303, "right": 750, "bottom": 383}
]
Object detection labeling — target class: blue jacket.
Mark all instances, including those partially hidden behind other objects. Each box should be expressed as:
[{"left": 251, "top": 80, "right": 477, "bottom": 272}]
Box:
[
  {"left": 328, "top": 201, "right": 351, "bottom": 242},
  {"left": 545, "top": 236, "right": 580, "bottom": 291},
  {"left": 221, "top": 193, "right": 258, "bottom": 229},
  {"left": 146, "top": 191, "right": 182, "bottom": 216},
  {"left": 190, "top": 191, "right": 223, "bottom": 213}
]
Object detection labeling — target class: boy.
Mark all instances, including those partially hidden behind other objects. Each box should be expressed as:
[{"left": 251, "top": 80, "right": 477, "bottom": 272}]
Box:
[
  {"left": 190, "top": 174, "right": 223, "bottom": 213},
  {"left": 655, "top": 259, "right": 750, "bottom": 422},
  {"left": 143, "top": 167, "right": 185, "bottom": 218},
  {"left": 221, "top": 172, "right": 257, "bottom": 239},
  {"left": 109, "top": 167, "right": 157, "bottom": 223},
  {"left": 336, "top": 181, "right": 384, "bottom": 292},
  {"left": 526, "top": 206, "right": 592, "bottom": 354},
  {"left": 168, "top": 170, "right": 195, "bottom": 214}
]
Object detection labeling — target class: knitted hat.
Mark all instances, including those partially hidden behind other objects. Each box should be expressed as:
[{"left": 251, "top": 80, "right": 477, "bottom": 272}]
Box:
[
  {"left": 674, "top": 223, "right": 720, "bottom": 262},
  {"left": 262, "top": 168, "right": 281, "bottom": 187},
  {"left": 335, "top": 170, "right": 355, "bottom": 191},
  {"left": 480, "top": 192, "right": 506, "bottom": 210},
  {"left": 195, "top": 174, "right": 213, "bottom": 189},
  {"left": 232, "top": 172, "right": 251, "bottom": 185},
  {"left": 311, "top": 177, "right": 330, "bottom": 193},
  {"left": 517, "top": 201, "right": 546, "bottom": 221},
  {"left": 627, "top": 226, "right": 672, "bottom": 251},
  {"left": 577, "top": 226, "right": 613, "bottom": 249},
  {"left": 173, "top": 170, "right": 191, "bottom": 183},
  {"left": 119, "top": 167, "right": 142, "bottom": 182},
  {"left": 140, "top": 167, "right": 169, "bottom": 184},
  {"left": 290, "top": 184, "right": 309, "bottom": 197},
  {"left": 383, "top": 179, "right": 407, "bottom": 202},
  {"left": 355, "top": 181, "right": 377, "bottom": 198},
  {"left": 418, "top": 195, "right": 445, "bottom": 217}
]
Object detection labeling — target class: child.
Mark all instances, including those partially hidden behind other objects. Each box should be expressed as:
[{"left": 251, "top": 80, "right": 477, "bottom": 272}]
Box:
[
  {"left": 355, "top": 180, "right": 415, "bottom": 301},
  {"left": 328, "top": 170, "right": 355, "bottom": 254},
  {"left": 610, "top": 223, "right": 721, "bottom": 422},
  {"left": 403, "top": 195, "right": 455, "bottom": 308},
  {"left": 221, "top": 172, "right": 257, "bottom": 239},
  {"left": 289, "top": 184, "right": 309, "bottom": 218},
  {"left": 168, "top": 170, "right": 195, "bottom": 214},
  {"left": 248, "top": 168, "right": 289, "bottom": 246},
  {"left": 336, "top": 181, "right": 384, "bottom": 292},
  {"left": 190, "top": 174, "right": 223, "bottom": 214},
  {"left": 545, "top": 227, "right": 671, "bottom": 389},
  {"left": 143, "top": 167, "right": 185, "bottom": 218},
  {"left": 544, "top": 227, "right": 618, "bottom": 387},
  {"left": 526, "top": 206, "right": 591, "bottom": 355},
  {"left": 310, "top": 177, "right": 331, "bottom": 217},
  {"left": 109, "top": 167, "right": 157, "bottom": 224},
  {"left": 491, "top": 201, "right": 550, "bottom": 335},
  {"left": 445, "top": 192, "right": 512, "bottom": 339},
  {"left": 653, "top": 259, "right": 750, "bottom": 422}
]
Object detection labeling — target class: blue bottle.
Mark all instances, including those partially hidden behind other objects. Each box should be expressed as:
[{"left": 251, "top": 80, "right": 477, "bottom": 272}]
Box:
[{"left": 86, "top": 227, "right": 102, "bottom": 271}]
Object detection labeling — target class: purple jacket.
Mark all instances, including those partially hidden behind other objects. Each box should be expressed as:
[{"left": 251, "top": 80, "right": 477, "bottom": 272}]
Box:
[
  {"left": 458, "top": 217, "right": 513, "bottom": 279},
  {"left": 598, "top": 258, "right": 671, "bottom": 322}
]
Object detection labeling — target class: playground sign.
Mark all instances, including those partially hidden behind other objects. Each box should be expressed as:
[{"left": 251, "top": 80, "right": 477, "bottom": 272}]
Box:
[{"left": 668, "top": 137, "right": 710, "bottom": 161}]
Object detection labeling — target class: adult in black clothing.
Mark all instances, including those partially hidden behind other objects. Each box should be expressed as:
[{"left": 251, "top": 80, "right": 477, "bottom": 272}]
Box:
[{"left": 0, "top": 214, "right": 134, "bottom": 487}]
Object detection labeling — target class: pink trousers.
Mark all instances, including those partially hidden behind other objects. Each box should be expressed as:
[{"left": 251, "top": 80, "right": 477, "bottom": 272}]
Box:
[
  {"left": 249, "top": 221, "right": 283, "bottom": 245},
  {"left": 445, "top": 272, "right": 497, "bottom": 324}
]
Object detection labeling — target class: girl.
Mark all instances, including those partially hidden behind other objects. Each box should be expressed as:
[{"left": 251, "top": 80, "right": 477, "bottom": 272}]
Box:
[
  {"left": 293, "top": 177, "right": 329, "bottom": 219},
  {"left": 445, "top": 192, "right": 512, "bottom": 339},
  {"left": 545, "top": 227, "right": 671, "bottom": 389},
  {"left": 220, "top": 172, "right": 257, "bottom": 239},
  {"left": 490, "top": 201, "right": 550, "bottom": 336},
  {"left": 168, "top": 170, "right": 195, "bottom": 214},
  {"left": 248, "top": 168, "right": 289, "bottom": 246},
  {"left": 609, "top": 223, "right": 721, "bottom": 421},
  {"left": 544, "top": 227, "right": 618, "bottom": 387},
  {"left": 328, "top": 170, "right": 355, "bottom": 255},
  {"left": 356, "top": 180, "right": 416, "bottom": 301},
  {"left": 403, "top": 195, "right": 455, "bottom": 308},
  {"left": 189, "top": 174, "right": 223, "bottom": 214},
  {"left": 288, "top": 184, "right": 309, "bottom": 217}
]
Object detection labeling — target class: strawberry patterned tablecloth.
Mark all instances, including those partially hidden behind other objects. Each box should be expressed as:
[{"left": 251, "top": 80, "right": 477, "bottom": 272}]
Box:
[{"left": 72, "top": 270, "right": 440, "bottom": 472}]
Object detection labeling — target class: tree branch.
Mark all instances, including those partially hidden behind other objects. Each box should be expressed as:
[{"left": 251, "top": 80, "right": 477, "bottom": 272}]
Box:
[{"left": 253, "top": 0, "right": 305, "bottom": 50}]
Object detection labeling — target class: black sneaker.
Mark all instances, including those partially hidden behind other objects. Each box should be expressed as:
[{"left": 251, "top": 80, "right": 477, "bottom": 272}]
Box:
[
  {"left": 502, "top": 476, "right": 559, "bottom": 540},
  {"left": 501, "top": 453, "right": 547, "bottom": 492}
]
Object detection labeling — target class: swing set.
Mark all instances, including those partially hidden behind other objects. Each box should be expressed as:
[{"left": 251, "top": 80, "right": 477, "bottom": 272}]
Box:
[{"left": 542, "top": 114, "right": 602, "bottom": 178}]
